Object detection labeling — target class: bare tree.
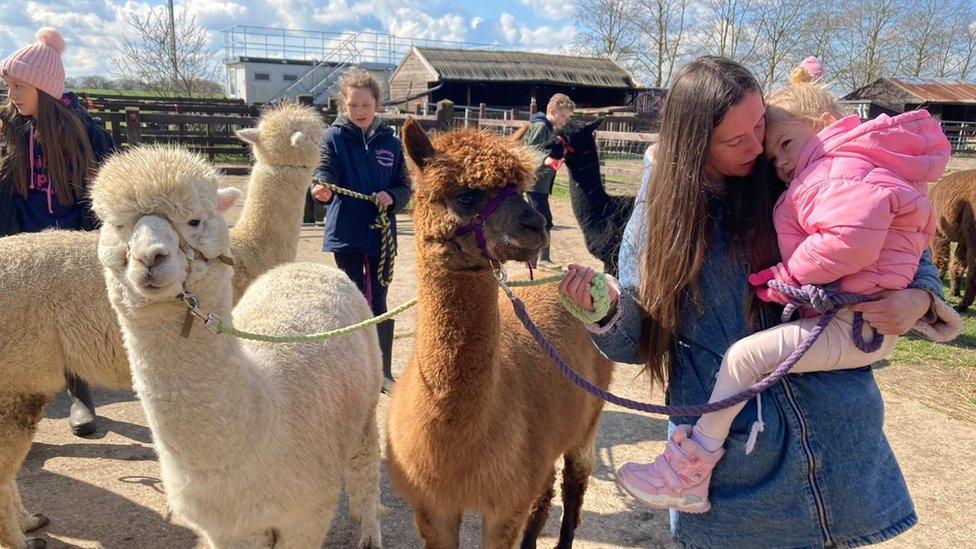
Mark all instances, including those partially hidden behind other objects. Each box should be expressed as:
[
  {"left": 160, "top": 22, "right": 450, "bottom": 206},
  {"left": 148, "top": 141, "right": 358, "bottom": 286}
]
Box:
[
  {"left": 114, "top": 6, "right": 219, "bottom": 97},
  {"left": 750, "top": 0, "right": 823, "bottom": 89},
  {"left": 574, "top": 0, "right": 640, "bottom": 68},
  {"left": 697, "top": 0, "right": 761, "bottom": 63},
  {"left": 895, "top": 0, "right": 957, "bottom": 78},
  {"left": 832, "top": 0, "right": 906, "bottom": 91},
  {"left": 958, "top": 19, "right": 976, "bottom": 79},
  {"left": 631, "top": 0, "right": 690, "bottom": 87}
]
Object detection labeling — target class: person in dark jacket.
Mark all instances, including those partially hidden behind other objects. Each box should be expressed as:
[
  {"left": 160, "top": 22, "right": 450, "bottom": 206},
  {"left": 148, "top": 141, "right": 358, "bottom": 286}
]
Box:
[
  {"left": 0, "top": 27, "right": 117, "bottom": 436},
  {"left": 311, "top": 69, "right": 411, "bottom": 394},
  {"left": 523, "top": 93, "right": 575, "bottom": 269}
]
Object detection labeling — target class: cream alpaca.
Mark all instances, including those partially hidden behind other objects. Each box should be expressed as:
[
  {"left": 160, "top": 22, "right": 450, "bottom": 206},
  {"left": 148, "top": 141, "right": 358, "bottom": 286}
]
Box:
[
  {"left": 0, "top": 102, "right": 323, "bottom": 549},
  {"left": 93, "top": 145, "right": 382, "bottom": 548}
]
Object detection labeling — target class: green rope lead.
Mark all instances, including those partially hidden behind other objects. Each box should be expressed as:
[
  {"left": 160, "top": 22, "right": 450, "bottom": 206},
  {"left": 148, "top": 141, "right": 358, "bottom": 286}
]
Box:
[
  {"left": 314, "top": 180, "right": 396, "bottom": 287},
  {"left": 209, "top": 270, "right": 612, "bottom": 343},
  {"left": 217, "top": 297, "right": 419, "bottom": 343}
]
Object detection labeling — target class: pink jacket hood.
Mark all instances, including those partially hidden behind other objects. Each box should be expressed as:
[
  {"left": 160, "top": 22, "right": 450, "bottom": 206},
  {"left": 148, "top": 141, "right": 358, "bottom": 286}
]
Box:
[
  {"left": 796, "top": 111, "right": 949, "bottom": 185},
  {"left": 774, "top": 110, "right": 947, "bottom": 294}
]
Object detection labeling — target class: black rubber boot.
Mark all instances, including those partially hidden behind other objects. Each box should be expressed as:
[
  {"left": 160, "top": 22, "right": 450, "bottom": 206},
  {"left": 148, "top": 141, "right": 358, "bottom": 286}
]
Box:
[
  {"left": 65, "top": 372, "right": 97, "bottom": 437},
  {"left": 377, "top": 319, "right": 396, "bottom": 394}
]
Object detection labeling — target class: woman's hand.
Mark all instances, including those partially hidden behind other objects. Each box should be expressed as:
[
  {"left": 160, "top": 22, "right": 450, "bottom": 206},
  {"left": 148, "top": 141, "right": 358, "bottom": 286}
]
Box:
[
  {"left": 374, "top": 191, "right": 394, "bottom": 210},
  {"left": 849, "top": 288, "right": 933, "bottom": 335},
  {"left": 311, "top": 184, "right": 333, "bottom": 203},
  {"left": 558, "top": 264, "right": 619, "bottom": 313}
]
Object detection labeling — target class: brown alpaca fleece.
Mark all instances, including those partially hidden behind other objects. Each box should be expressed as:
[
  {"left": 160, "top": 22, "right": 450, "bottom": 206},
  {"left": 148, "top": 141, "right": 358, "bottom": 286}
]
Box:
[
  {"left": 387, "top": 121, "right": 614, "bottom": 548},
  {"left": 930, "top": 170, "right": 976, "bottom": 310}
]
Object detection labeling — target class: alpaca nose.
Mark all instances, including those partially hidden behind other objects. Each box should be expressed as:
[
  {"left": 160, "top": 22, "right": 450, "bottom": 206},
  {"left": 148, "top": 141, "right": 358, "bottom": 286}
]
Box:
[
  {"left": 519, "top": 207, "right": 546, "bottom": 233},
  {"left": 137, "top": 249, "right": 169, "bottom": 270}
]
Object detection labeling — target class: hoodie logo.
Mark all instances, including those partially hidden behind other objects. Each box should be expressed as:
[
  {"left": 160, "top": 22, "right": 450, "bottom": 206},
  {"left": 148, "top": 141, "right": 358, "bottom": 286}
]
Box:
[{"left": 375, "top": 149, "right": 395, "bottom": 168}]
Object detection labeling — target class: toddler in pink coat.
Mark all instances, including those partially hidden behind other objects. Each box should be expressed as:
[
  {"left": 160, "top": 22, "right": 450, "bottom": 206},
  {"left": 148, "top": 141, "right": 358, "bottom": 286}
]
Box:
[{"left": 616, "top": 78, "right": 951, "bottom": 513}]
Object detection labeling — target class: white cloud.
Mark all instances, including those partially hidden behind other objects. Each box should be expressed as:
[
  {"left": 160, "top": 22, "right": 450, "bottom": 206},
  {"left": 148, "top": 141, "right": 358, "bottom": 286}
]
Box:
[
  {"left": 518, "top": 0, "right": 566, "bottom": 20},
  {"left": 388, "top": 10, "right": 467, "bottom": 42}
]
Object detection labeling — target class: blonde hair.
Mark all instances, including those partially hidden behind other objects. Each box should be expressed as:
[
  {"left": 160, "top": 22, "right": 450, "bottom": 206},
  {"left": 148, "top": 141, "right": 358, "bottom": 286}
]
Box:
[
  {"left": 337, "top": 69, "right": 382, "bottom": 112},
  {"left": 546, "top": 93, "right": 575, "bottom": 114},
  {"left": 765, "top": 80, "right": 844, "bottom": 132}
]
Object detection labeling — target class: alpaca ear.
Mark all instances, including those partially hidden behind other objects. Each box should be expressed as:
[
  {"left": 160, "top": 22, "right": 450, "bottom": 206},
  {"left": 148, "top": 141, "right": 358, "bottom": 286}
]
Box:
[
  {"left": 402, "top": 117, "right": 435, "bottom": 170},
  {"left": 509, "top": 124, "right": 529, "bottom": 142},
  {"left": 290, "top": 131, "right": 310, "bottom": 148},
  {"left": 236, "top": 127, "right": 261, "bottom": 145},
  {"left": 216, "top": 187, "right": 243, "bottom": 213}
]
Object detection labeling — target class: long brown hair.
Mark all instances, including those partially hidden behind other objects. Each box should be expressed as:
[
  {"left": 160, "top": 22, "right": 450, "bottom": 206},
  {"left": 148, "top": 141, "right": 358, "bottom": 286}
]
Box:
[
  {"left": 637, "top": 56, "right": 781, "bottom": 387},
  {"left": 0, "top": 91, "right": 94, "bottom": 204}
]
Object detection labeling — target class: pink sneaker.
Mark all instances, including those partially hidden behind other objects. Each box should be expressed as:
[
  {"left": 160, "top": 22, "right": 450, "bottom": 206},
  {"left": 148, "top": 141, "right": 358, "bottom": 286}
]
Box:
[{"left": 615, "top": 425, "right": 724, "bottom": 513}]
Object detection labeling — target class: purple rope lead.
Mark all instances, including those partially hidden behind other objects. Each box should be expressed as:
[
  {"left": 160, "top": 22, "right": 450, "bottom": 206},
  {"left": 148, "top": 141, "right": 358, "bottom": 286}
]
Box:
[{"left": 505, "top": 281, "right": 880, "bottom": 416}]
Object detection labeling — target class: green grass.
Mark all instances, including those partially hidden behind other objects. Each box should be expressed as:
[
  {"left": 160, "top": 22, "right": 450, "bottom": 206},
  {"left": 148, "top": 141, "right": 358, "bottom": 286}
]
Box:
[{"left": 891, "top": 281, "right": 976, "bottom": 369}]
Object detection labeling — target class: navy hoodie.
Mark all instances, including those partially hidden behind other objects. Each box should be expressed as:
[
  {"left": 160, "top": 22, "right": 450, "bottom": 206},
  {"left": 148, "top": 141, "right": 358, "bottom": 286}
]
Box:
[
  {"left": 0, "top": 91, "right": 116, "bottom": 236},
  {"left": 314, "top": 114, "right": 412, "bottom": 255},
  {"left": 523, "top": 111, "right": 556, "bottom": 194}
]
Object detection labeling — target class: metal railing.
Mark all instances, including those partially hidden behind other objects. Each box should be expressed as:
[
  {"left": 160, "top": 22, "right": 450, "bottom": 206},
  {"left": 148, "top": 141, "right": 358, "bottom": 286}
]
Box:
[{"left": 223, "top": 26, "right": 497, "bottom": 64}]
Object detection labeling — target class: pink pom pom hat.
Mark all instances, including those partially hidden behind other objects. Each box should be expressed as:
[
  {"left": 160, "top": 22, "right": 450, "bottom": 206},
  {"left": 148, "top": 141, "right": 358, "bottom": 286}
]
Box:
[{"left": 1, "top": 27, "right": 66, "bottom": 100}]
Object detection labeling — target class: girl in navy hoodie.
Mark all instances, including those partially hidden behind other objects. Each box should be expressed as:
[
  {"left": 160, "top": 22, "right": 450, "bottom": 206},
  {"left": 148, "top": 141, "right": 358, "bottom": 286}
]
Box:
[
  {"left": 0, "top": 27, "right": 117, "bottom": 436},
  {"left": 312, "top": 69, "right": 411, "bottom": 394}
]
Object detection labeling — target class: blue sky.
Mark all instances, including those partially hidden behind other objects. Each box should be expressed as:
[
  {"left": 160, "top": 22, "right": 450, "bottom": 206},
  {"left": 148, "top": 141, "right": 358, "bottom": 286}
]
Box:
[{"left": 0, "top": 0, "right": 578, "bottom": 77}]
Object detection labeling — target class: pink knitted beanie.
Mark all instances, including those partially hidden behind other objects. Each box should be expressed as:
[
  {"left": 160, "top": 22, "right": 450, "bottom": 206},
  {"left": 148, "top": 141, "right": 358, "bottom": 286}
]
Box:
[{"left": 1, "top": 27, "right": 66, "bottom": 100}]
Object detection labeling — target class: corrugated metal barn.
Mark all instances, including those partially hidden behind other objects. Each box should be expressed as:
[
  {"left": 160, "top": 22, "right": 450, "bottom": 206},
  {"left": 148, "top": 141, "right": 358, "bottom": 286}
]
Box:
[
  {"left": 843, "top": 78, "right": 976, "bottom": 121},
  {"left": 388, "top": 46, "right": 641, "bottom": 109}
]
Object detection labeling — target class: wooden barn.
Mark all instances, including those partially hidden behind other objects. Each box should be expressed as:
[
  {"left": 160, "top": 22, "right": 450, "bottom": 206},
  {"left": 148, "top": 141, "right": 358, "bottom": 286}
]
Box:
[
  {"left": 842, "top": 78, "right": 976, "bottom": 122},
  {"left": 388, "top": 46, "right": 641, "bottom": 110}
]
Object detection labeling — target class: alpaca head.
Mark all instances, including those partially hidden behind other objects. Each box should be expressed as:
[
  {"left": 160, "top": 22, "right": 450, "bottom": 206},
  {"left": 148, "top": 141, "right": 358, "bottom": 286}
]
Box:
[
  {"left": 401, "top": 118, "right": 547, "bottom": 269},
  {"left": 236, "top": 102, "right": 326, "bottom": 168},
  {"left": 92, "top": 146, "right": 241, "bottom": 308},
  {"left": 557, "top": 118, "right": 604, "bottom": 169}
]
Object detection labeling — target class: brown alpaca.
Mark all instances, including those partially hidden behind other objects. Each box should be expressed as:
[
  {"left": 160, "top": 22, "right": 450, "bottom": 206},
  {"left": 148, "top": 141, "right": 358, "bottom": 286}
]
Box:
[
  {"left": 386, "top": 119, "right": 614, "bottom": 548},
  {"left": 930, "top": 170, "right": 976, "bottom": 311}
]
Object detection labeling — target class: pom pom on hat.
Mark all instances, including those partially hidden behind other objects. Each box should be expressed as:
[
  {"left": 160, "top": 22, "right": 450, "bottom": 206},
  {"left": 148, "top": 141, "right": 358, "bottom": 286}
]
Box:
[{"left": 34, "top": 27, "right": 66, "bottom": 54}]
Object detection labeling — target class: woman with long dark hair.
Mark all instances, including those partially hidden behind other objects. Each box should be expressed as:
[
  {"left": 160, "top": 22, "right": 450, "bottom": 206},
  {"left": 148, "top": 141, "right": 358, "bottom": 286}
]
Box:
[{"left": 560, "top": 57, "right": 954, "bottom": 547}]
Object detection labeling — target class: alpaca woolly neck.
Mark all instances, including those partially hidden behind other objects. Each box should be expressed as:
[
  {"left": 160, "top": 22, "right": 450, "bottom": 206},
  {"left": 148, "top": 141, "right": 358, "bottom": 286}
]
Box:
[
  {"left": 111, "top": 272, "right": 266, "bottom": 472},
  {"left": 413, "top": 243, "right": 501, "bottom": 419}
]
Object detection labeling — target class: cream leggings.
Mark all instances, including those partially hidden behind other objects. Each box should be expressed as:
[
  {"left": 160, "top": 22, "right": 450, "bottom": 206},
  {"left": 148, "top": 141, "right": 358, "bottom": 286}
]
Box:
[{"left": 696, "top": 309, "right": 898, "bottom": 441}]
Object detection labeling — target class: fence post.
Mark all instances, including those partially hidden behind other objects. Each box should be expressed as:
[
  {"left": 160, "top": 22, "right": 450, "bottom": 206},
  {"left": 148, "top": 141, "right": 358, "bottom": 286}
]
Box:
[
  {"left": 529, "top": 97, "right": 537, "bottom": 115},
  {"left": 479, "top": 102, "right": 486, "bottom": 119},
  {"left": 510, "top": 108, "right": 517, "bottom": 121},
  {"left": 206, "top": 122, "right": 215, "bottom": 162},
  {"left": 125, "top": 107, "right": 141, "bottom": 146},
  {"left": 435, "top": 99, "right": 455, "bottom": 129}
]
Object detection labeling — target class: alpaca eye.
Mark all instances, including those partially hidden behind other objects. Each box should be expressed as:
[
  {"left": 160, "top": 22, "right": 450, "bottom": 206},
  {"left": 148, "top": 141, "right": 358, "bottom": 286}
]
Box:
[
  {"left": 456, "top": 192, "right": 479, "bottom": 207},
  {"left": 188, "top": 219, "right": 201, "bottom": 227}
]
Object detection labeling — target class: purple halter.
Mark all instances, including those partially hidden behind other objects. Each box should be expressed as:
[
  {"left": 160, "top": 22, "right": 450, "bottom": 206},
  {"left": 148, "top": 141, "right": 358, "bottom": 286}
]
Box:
[{"left": 454, "top": 185, "right": 518, "bottom": 260}]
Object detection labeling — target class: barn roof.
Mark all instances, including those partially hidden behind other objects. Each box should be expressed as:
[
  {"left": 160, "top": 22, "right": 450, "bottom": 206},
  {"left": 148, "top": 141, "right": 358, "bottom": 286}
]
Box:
[
  {"left": 844, "top": 77, "right": 976, "bottom": 104},
  {"left": 405, "top": 46, "right": 637, "bottom": 89},
  {"left": 888, "top": 78, "right": 976, "bottom": 103}
]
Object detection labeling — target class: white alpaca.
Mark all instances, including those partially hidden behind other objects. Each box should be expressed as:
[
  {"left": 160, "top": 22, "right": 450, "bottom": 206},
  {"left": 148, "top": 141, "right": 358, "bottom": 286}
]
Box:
[
  {"left": 0, "top": 103, "right": 325, "bottom": 549},
  {"left": 93, "top": 145, "right": 382, "bottom": 548}
]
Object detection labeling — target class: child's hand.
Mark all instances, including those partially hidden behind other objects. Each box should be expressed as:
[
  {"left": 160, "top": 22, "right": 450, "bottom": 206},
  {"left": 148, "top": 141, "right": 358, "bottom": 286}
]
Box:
[
  {"left": 748, "top": 263, "right": 797, "bottom": 306},
  {"left": 374, "top": 191, "right": 394, "bottom": 210},
  {"left": 558, "top": 264, "right": 619, "bottom": 312},
  {"left": 311, "top": 184, "right": 333, "bottom": 203}
]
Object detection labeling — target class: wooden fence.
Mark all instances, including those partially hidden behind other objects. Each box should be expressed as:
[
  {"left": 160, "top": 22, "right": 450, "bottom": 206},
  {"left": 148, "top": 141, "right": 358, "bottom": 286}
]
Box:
[{"left": 87, "top": 97, "right": 659, "bottom": 166}]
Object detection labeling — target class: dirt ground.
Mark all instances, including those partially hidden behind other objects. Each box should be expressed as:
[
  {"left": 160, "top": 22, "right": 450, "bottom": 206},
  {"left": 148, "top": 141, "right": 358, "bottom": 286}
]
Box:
[{"left": 17, "top": 176, "right": 976, "bottom": 548}]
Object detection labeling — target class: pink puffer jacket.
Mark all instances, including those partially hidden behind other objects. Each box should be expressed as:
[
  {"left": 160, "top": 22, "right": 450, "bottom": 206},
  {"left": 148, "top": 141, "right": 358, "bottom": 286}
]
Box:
[{"left": 774, "top": 111, "right": 949, "bottom": 294}]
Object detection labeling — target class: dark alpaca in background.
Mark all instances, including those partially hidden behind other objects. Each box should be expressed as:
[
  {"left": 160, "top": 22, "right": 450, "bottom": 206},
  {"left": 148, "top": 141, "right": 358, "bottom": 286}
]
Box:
[
  {"left": 930, "top": 169, "right": 976, "bottom": 312},
  {"left": 557, "top": 118, "right": 636, "bottom": 277}
]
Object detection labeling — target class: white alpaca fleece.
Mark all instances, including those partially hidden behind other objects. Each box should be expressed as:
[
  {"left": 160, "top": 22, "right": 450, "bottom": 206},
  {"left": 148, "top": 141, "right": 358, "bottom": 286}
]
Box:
[
  {"left": 0, "top": 102, "right": 327, "bottom": 549},
  {"left": 98, "top": 147, "right": 383, "bottom": 548}
]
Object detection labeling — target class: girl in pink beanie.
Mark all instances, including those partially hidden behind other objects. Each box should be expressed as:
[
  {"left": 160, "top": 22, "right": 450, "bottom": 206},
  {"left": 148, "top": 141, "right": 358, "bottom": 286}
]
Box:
[{"left": 0, "top": 27, "right": 117, "bottom": 441}]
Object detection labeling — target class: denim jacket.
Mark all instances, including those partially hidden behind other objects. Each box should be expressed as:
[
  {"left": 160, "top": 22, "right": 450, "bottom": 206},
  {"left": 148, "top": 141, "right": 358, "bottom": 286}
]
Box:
[{"left": 593, "top": 155, "right": 945, "bottom": 548}]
